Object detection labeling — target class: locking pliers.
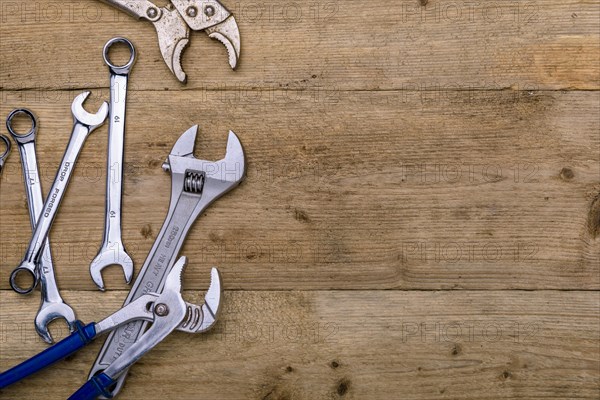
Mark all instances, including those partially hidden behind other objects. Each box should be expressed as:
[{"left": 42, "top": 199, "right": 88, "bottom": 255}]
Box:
[{"left": 101, "top": 0, "right": 240, "bottom": 82}]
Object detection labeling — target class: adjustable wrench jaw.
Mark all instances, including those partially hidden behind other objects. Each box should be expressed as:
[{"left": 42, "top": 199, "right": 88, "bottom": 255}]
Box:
[{"left": 162, "top": 126, "right": 246, "bottom": 207}]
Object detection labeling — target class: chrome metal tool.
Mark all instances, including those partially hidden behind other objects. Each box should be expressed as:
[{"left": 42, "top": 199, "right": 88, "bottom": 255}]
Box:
[
  {"left": 89, "top": 125, "right": 245, "bottom": 397},
  {"left": 100, "top": 0, "right": 241, "bottom": 82},
  {"left": 0, "top": 134, "right": 10, "bottom": 175},
  {"left": 0, "top": 256, "right": 222, "bottom": 400},
  {"left": 90, "top": 38, "right": 136, "bottom": 290},
  {"left": 10, "top": 92, "right": 108, "bottom": 294},
  {"left": 6, "top": 108, "right": 77, "bottom": 343}
]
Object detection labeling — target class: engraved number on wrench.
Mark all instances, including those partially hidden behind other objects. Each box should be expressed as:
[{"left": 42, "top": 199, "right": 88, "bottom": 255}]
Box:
[
  {"left": 10, "top": 92, "right": 108, "bottom": 294},
  {"left": 6, "top": 109, "right": 77, "bottom": 343},
  {"left": 90, "top": 37, "right": 136, "bottom": 291}
]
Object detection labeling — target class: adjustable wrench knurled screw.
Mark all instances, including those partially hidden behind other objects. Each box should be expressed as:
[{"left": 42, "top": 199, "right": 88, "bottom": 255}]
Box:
[
  {"left": 89, "top": 37, "right": 136, "bottom": 291},
  {"left": 10, "top": 92, "right": 108, "bottom": 294},
  {"left": 6, "top": 109, "right": 77, "bottom": 343}
]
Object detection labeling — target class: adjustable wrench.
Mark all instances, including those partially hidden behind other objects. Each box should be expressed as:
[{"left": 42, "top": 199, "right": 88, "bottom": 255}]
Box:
[
  {"left": 10, "top": 93, "right": 108, "bottom": 294},
  {"left": 6, "top": 109, "right": 77, "bottom": 343},
  {"left": 90, "top": 38, "right": 136, "bottom": 290},
  {"left": 89, "top": 125, "right": 245, "bottom": 397},
  {"left": 0, "top": 134, "right": 10, "bottom": 175}
]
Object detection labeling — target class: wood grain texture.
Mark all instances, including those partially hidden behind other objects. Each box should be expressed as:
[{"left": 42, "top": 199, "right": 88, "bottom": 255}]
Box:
[
  {"left": 0, "top": 0, "right": 598, "bottom": 398},
  {"left": 0, "top": 90, "right": 598, "bottom": 290},
  {"left": 0, "top": 290, "right": 598, "bottom": 399},
  {"left": 0, "top": 0, "right": 598, "bottom": 90}
]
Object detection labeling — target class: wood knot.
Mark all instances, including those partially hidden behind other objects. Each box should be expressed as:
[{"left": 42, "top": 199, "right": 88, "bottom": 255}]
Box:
[
  {"left": 336, "top": 379, "right": 350, "bottom": 396},
  {"left": 587, "top": 193, "right": 600, "bottom": 238},
  {"left": 451, "top": 344, "right": 461, "bottom": 356},
  {"left": 140, "top": 224, "right": 153, "bottom": 239},
  {"left": 501, "top": 370, "right": 512, "bottom": 380},
  {"left": 294, "top": 208, "right": 310, "bottom": 223},
  {"left": 559, "top": 167, "right": 574, "bottom": 181}
]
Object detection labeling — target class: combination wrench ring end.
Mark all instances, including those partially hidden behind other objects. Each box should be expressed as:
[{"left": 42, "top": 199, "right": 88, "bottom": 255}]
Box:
[
  {"left": 0, "top": 134, "right": 11, "bottom": 175},
  {"left": 0, "top": 134, "right": 11, "bottom": 161},
  {"left": 6, "top": 108, "right": 37, "bottom": 144},
  {"left": 9, "top": 265, "right": 38, "bottom": 295},
  {"left": 103, "top": 37, "right": 136, "bottom": 75}
]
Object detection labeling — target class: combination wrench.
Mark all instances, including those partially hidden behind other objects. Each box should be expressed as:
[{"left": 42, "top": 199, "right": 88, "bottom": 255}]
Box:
[
  {"left": 89, "top": 125, "right": 246, "bottom": 397},
  {"left": 90, "top": 38, "right": 136, "bottom": 290},
  {"left": 10, "top": 92, "right": 108, "bottom": 294},
  {"left": 0, "top": 134, "right": 10, "bottom": 175},
  {"left": 6, "top": 109, "right": 77, "bottom": 343}
]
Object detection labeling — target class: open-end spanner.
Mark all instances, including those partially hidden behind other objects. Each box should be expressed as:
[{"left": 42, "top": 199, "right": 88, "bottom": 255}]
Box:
[
  {"left": 90, "top": 38, "right": 136, "bottom": 291},
  {"left": 10, "top": 92, "right": 108, "bottom": 294},
  {"left": 6, "top": 109, "right": 77, "bottom": 343},
  {"left": 89, "top": 125, "right": 245, "bottom": 397},
  {"left": 0, "top": 134, "right": 10, "bottom": 175}
]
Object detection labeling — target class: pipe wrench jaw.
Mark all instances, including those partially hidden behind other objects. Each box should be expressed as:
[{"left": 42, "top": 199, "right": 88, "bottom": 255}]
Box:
[
  {"left": 162, "top": 126, "right": 246, "bottom": 202},
  {"left": 95, "top": 258, "right": 219, "bottom": 377},
  {"left": 177, "top": 267, "right": 222, "bottom": 333}
]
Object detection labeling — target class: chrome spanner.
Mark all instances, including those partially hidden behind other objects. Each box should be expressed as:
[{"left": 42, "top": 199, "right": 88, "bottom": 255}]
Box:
[
  {"left": 6, "top": 109, "right": 77, "bottom": 343},
  {"left": 90, "top": 38, "right": 136, "bottom": 291},
  {"left": 0, "top": 134, "right": 10, "bottom": 175},
  {"left": 89, "top": 126, "right": 246, "bottom": 397},
  {"left": 10, "top": 92, "right": 108, "bottom": 294}
]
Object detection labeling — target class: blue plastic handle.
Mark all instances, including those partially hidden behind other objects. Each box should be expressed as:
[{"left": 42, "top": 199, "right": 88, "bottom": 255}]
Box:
[
  {"left": 0, "top": 320, "right": 96, "bottom": 389},
  {"left": 69, "top": 373, "right": 116, "bottom": 400}
]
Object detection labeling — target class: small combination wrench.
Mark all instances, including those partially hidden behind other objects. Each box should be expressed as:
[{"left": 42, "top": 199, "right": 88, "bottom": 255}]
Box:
[
  {"left": 10, "top": 92, "right": 108, "bottom": 294},
  {"left": 6, "top": 109, "right": 77, "bottom": 343},
  {"left": 89, "top": 125, "right": 246, "bottom": 396},
  {"left": 90, "top": 38, "right": 136, "bottom": 290},
  {"left": 0, "top": 134, "right": 10, "bottom": 175}
]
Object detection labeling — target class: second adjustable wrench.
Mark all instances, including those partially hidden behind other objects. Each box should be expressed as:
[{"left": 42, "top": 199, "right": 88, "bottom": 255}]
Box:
[
  {"left": 90, "top": 38, "right": 136, "bottom": 290},
  {"left": 6, "top": 109, "right": 77, "bottom": 343},
  {"left": 89, "top": 126, "right": 246, "bottom": 397},
  {"left": 10, "top": 92, "right": 108, "bottom": 294}
]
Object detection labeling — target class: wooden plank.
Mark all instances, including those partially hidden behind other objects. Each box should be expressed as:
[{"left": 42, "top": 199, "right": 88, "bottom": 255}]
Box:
[
  {"left": 1, "top": 90, "right": 598, "bottom": 290},
  {"left": 0, "top": 0, "right": 598, "bottom": 90},
  {"left": 0, "top": 290, "right": 598, "bottom": 399}
]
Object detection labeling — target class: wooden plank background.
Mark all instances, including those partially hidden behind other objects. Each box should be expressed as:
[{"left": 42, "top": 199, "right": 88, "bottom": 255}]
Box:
[{"left": 0, "top": 0, "right": 598, "bottom": 399}]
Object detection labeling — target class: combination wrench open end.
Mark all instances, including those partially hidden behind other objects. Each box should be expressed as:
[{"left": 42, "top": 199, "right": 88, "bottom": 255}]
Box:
[
  {"left": 10, "top": 92, "right": 108, "bottom": 295},
  {"left": 6, "top": 109, "right": 77, "bottom": 343},
  {"left": 89, "top": 38, "right": 136, "bottom": 291}
]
